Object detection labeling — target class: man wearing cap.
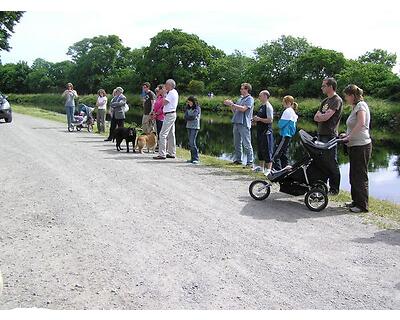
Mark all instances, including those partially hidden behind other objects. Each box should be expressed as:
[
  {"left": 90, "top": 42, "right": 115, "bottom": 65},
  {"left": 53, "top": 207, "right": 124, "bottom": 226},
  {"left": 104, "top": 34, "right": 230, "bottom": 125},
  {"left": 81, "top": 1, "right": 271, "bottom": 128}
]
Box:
[{"left": 153, "top": 79, "right": 178, "bottom": 160}]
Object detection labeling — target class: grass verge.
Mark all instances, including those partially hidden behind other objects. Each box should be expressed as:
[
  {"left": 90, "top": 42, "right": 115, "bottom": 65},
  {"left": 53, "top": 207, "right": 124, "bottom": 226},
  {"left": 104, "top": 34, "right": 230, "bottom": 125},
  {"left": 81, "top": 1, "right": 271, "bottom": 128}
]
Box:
[{"left": 13, "top": 104, "right": 400, "bottom": 228}]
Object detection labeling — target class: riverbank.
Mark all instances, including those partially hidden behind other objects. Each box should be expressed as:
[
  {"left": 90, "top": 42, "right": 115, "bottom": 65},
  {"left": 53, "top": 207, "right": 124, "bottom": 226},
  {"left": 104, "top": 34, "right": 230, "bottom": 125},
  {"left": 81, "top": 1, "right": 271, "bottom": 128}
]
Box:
[
  {"left": 6, "top": 93, "right": 400, "bottom": 130},
  {"left": 10, "top": 104, "right": 400, "bottom": 229}
]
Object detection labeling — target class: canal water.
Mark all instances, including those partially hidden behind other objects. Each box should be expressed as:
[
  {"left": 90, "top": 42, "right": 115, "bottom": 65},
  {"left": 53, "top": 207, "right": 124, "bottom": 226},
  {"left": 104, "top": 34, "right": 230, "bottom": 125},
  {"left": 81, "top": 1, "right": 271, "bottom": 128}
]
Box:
[{"left": 126, "top": 109, "right": 400, "bottom": 204}]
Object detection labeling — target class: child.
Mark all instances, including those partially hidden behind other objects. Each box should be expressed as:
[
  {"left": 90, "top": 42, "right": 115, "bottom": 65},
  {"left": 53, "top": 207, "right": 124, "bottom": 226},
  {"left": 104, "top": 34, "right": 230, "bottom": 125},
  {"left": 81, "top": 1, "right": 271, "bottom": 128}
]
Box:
[
  {"left": 184, "top": 96, "right": 201, "bottom": 164},
  {"left": 272, "top": 95, "right": 298, "bottom": 171},
  {"left": 252, "top": 90, "right": 274, "bottom": 176}
]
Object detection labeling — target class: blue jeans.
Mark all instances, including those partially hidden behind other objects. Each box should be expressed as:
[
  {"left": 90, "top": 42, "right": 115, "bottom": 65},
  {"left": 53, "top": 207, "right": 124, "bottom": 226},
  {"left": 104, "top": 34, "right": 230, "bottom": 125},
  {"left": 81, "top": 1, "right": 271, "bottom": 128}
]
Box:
[
  {"left": 65, "top": 105, "right": 75, "bottom": 128},
  {"left": 233, "top": 123, "right": 254, "bottom": 164},
  {"left": 187, "top": 128, "right": 199, "bottom": 161}
]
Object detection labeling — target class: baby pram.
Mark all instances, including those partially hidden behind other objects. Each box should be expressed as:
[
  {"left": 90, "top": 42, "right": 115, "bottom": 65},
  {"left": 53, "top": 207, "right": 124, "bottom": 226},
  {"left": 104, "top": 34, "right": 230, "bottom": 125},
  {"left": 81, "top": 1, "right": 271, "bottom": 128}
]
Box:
[
  {"left": 249, "top": 130, "right": 341, "bottom": 211},
  {"left": 69, "top": 104, "right": 95, "bottom": 132}
]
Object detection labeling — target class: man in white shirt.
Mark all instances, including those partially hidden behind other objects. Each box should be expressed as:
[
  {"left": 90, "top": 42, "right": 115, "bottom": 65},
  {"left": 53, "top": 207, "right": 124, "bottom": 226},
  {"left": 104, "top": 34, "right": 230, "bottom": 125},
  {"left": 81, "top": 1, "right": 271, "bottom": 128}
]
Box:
[{"left": 153, "top": 79, "right": 179, "bottom": 160}]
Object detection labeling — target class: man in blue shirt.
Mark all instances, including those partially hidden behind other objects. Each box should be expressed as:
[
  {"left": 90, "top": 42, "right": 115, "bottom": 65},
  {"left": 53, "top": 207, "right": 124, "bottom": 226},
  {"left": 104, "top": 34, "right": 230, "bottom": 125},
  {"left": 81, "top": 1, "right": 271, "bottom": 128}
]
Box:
[{"left": 224, "top": 83, "right": 254, "bottom": 167}]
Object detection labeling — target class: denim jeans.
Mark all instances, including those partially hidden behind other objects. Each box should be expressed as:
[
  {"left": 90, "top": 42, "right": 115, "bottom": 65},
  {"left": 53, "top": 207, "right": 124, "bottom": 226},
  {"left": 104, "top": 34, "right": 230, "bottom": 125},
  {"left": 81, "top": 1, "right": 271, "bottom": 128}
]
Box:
[
  {"left": 233, "top": 123, "right": 254, "bottom": 164},
  {"left": 187, "top": 128, "right": 199, "bottom": 161},
  {"left": 65, "top": 105, "right": 75, "bottom": 128}
]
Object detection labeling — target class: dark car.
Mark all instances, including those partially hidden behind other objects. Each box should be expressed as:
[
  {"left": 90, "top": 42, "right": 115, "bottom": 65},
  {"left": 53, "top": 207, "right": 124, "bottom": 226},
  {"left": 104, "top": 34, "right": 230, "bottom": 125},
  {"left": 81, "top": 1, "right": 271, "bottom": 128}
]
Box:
[{"left": 0, "top": 94, "right": 12, "bottom": 123}]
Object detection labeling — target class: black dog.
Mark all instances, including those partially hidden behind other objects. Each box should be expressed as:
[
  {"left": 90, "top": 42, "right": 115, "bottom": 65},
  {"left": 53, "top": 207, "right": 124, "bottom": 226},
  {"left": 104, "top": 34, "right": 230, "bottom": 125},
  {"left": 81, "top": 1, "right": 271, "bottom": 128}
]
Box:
[{"left": 114, "top": 127, "right": 136, "bottom": 153}]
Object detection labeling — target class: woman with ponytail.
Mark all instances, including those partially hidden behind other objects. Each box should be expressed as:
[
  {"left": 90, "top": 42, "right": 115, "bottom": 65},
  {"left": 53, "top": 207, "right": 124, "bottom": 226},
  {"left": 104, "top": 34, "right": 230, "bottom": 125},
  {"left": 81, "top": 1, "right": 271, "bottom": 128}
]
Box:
[
  {"left": 341, "top": 85, "right": 372, "bottom": 213},
  {"left": 271, "top": 95, "right": 298, "bottom": 171}
]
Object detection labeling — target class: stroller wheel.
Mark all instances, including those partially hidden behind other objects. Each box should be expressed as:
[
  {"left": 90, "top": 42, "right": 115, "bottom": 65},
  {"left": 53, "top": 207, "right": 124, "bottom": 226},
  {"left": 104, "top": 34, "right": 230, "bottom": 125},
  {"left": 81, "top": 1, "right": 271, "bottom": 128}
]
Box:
[
  {"left": 87, "top": 124, "right": 93, "bottom": 132},
  {"left": 249, "top": 180, "right": 271, "bottom": 201},
  {"left": 313, "top": 181, "right": 328, "bottom": 194},
  {"left": 305, "top": 187, "right": 328, "bottom": 212},
  {"left": 76, "top": 126, "right": 82, "bottom": 131}
]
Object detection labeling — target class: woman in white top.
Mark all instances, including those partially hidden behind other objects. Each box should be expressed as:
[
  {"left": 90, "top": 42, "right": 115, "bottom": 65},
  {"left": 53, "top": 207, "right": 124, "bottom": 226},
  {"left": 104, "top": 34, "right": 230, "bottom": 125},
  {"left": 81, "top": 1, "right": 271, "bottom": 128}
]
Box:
[
  {"left": 96, "top": 89, "right": 108, "bottom": 133},
  {"left": 341, "top": 84, "right": 372, "bottom": 213}
]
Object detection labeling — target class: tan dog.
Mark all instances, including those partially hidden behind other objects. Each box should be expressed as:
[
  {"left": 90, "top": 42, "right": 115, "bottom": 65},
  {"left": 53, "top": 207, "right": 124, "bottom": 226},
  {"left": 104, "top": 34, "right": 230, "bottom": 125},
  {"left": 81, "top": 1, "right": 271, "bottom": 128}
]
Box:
[{"left": 136, "top": 132, "right": 157, "bottom": 153}]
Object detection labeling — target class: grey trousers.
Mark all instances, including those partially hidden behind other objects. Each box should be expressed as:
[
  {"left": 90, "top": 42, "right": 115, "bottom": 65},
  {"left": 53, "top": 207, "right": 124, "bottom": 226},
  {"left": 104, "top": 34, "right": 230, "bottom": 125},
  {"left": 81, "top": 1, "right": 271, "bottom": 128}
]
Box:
[
  {"left": 233, "top": 123, "right": 254, "bottom": 164},
  {"left": 96, "top": 109, "right": 106, "bottom": 133},
  {"left": 158, "top": 112, "right": 176, "bottom": 157}
]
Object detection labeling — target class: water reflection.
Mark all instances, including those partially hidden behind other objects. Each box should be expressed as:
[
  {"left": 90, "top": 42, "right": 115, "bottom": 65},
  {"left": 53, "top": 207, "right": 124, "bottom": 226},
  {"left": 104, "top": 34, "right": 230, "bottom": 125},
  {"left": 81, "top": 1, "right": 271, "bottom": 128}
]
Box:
[{"left": 126, "top": 109, "right": 400, "bottom": 203}]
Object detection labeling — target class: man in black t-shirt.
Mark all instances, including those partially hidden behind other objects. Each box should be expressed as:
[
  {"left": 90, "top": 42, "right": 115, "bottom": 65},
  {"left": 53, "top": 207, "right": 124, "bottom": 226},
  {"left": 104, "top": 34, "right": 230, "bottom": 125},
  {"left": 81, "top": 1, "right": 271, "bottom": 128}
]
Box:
[
  {"left": 314, "top": 77, "right": 343, "bottom": 195},
  {"left": 142, "top": 82, "right": 156, "bottom": 134}
]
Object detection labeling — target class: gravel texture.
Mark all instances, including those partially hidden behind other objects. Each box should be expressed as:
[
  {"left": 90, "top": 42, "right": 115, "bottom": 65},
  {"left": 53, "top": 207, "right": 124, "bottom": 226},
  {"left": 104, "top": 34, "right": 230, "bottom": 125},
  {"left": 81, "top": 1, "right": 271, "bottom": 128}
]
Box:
[{"left": 0, "top": 113, "right": 399, "bottom": 309}]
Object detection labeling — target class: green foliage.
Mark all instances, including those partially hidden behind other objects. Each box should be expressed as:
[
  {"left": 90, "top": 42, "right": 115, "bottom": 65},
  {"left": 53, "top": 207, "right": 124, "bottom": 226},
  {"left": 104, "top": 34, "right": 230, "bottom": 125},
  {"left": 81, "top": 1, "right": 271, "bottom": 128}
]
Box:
[
  {"left": 0, "top": 30, "right": 399, "bottom": 103},
  {"left": 8, "top": 93, "right": 400, "bottom": 130},
  {"left": 358, "top": 49, "right": 397, "bottom": 69},
  {"left": 337, "top": 60, "right": 400, "bottom": 100},
  {"left": 0, "top": 61, "right": 30, "bottom": 93},
  {"left": 66, "top": 35, "right": 138, "bottom": 93},
  {"left": 187, "top": 80, "right": 205, "bottom": 94},
  {"left": 253, "top": 35, "right": 312, "bottom": 89},
  {"left": 141, "top": 28, "right": 225, "bottom": 90},
  {"left": 208, "top": 50, "right": 255, "bottom": 94},
  {"left": 0, "top": 11, "right": 24, "bottom": 52}
]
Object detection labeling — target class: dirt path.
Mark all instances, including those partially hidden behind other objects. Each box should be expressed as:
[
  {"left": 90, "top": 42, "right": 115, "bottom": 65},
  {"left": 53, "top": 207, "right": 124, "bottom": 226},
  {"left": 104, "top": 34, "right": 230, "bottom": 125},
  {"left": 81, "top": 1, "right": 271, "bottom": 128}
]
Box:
[{"left": 0, "top": 113, "right": 399, "bottom": 309}]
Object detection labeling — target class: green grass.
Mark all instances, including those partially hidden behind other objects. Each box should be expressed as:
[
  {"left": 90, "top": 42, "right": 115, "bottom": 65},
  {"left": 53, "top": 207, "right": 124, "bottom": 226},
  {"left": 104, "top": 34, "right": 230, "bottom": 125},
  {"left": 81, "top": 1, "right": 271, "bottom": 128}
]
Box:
[
  {"left": 13, "top": 103, "right": 400, "bottom": 228},
  {"left": 7, "top": 93, "right": 400, "bottom": 130}
]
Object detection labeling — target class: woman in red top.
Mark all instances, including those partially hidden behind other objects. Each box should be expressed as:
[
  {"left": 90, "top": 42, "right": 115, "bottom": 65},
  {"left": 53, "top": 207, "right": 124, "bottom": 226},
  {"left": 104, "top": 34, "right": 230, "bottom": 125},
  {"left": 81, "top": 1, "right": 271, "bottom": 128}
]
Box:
[{"left": 151, "top": 84, "right": 165, "bottom": 140}]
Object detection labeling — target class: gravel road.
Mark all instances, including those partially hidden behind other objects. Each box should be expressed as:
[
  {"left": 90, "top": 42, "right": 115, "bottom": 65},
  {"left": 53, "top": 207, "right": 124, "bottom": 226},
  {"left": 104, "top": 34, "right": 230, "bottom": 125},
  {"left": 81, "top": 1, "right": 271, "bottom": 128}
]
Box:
[{"left": 0, "top": 113, "right": 399, "bottom": 309}]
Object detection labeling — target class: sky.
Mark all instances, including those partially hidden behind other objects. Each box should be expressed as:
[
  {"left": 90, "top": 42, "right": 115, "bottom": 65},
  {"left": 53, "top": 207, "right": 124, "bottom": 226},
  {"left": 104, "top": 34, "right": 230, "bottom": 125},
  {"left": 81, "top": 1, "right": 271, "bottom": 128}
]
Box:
[{"left": 1, "top": 0, "right": 400, "bottom": 73}]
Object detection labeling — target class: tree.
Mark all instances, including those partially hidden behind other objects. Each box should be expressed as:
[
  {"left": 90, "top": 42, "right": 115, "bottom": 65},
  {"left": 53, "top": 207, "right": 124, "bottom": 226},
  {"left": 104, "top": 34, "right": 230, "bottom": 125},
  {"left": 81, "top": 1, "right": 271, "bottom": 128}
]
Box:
[
  {"left": 187, "top": 80, "right": 205, "bottom": 94},
  {"left": 294, "top": 47, "right": 346, "bottom": 80},
  {"left": 208, "top": 51, "right": 255, "bottom": 94},
  {"left": 102, "top": 68, "right": 141, "bottom": 93},
  {"left": 142, "top": 29, "right": 225, "bottom": 90},
  {"left": 0, "top": 11, "right": 24, "bottom": 52},
  {"left": 253, "top": 35, "right": 312, "bottom": 89},
  {"left": 338, "top": 60, "right": 399, "bottom": 96},
  {"left": 48, "top": 60, "right": 75, "bottom": 90},
  {"left": 358, "top": 49, "right": 397, "bottom": 69},
  {"left": 289, "top": 47, "right": 347, "bottom": 97},
  {"left": 25, "top": 58, "right": 54, "bottom": 93},
  {"left": 66, "top": 35, "right": 135, "bottom": 93},
  {"left": 0, "top": 61, "right": 30, "bottom": 93}
]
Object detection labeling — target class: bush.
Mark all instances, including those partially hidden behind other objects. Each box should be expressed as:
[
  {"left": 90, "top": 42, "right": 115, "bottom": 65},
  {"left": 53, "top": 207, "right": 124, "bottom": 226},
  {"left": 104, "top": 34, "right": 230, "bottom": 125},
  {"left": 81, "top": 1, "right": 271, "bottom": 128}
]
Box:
[
  {"left": 7, "top": 93, "right": 400, "bottom": 130},
  {"left": 187, "top": 80, "right": 205, "bottom": 95}
]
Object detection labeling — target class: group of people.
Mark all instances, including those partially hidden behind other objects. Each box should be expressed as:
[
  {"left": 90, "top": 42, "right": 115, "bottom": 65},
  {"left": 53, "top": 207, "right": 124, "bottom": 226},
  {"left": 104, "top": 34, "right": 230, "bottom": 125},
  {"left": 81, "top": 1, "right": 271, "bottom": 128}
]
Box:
[
  {"left": 62, "top": 79, "right": 201, "bottom": 164},
  {"left": 62, "top": 77, "right": 372, "bottom": 214},
  {"left": 222, "top": 78, "right": 371, "bottom": 214}
]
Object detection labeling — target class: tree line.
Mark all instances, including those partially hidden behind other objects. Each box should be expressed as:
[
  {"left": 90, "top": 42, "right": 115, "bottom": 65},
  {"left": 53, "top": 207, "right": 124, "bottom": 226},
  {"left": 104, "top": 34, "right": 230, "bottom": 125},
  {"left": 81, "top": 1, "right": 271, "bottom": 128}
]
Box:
[{"left": 0, "top": 28, "right": 399, "bottom": 101}]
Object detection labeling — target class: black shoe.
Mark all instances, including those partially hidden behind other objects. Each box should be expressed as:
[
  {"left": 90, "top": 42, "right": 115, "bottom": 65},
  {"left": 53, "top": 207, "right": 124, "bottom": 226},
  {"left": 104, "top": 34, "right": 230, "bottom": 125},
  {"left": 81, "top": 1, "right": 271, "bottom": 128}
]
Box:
[
  {"left": 153, "top": 156, "right": 166, "bottom": 160},
  {"left": 166, "top": 154, "right": 176, "bottom": 159},
  {"left": 104, "top": 138, "right": 112, "bottom": 141},
  {"left": 231, "top": 161, "right": 242, "bottom": 165},
  {"left": 243, "top": 163, "right": 253, "bottom": 168},
  {"left": 344, "top": 201, "right": 356, "bottom": 208}
]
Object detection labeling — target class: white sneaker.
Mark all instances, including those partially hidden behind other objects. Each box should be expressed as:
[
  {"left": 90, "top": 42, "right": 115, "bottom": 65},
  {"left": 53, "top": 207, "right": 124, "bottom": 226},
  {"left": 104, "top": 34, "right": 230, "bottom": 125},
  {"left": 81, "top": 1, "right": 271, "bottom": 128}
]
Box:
[{"left": 264, "top": 169, "right": 271, "bottom": 177}]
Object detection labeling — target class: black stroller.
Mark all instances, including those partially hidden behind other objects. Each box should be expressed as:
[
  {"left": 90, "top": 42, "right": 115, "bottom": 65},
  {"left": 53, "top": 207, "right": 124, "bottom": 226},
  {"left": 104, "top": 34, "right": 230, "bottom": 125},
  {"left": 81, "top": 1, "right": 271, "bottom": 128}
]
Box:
[{"left": 249, "top": 130, "right": 340, "bottom": 212}]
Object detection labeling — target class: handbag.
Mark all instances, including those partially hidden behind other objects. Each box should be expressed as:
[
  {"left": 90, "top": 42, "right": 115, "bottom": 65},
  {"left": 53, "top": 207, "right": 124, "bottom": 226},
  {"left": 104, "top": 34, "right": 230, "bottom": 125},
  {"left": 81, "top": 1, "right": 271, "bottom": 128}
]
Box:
[{"left": 123, "top": 104, "right": 129, "bottom": 113}]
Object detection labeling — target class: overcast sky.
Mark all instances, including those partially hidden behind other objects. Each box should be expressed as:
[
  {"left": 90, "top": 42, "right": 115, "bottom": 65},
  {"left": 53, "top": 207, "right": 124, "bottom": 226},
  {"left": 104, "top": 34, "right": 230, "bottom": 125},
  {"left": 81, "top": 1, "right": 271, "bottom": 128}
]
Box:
[{"left": 1, "top": 0, "right": 399, "bottom": 73}]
